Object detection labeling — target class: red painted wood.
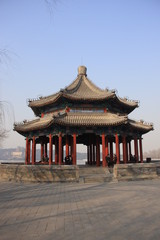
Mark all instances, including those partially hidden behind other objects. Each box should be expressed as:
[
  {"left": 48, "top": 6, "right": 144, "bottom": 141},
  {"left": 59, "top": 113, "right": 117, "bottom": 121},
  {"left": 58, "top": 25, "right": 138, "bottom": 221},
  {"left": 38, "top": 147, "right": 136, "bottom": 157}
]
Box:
[
  {"left": 73, "top": 134, "right": 76, "bottom": 165},
  {"left": 96, "top": 136, "right": 100, "bottom": 166},
  {"left": 139, "top": 138, "right": 143, "bottom": 163},
  {"left": 110, "top": 141, "right": 113, "bottom": 161},
  {"left": 59, "top": 133, "right": 62, "bottom": 165},
  {"left": 66, "top": 135, "right": 69, "bottom": 157},
  {"left": 134, "top": 137, "right": 139, "bottom": 162},
  {"left": 44, "top": 143, "right": 47, "bottom": 158},
  {"left": 105, "top": 136, "right": 109, "bottom": 157},
  {"left": 28, "top": 140, "right": 30, "bottom": 164},
  {"left": 55, "top": 137, "right": 58, "bottom": 164},
  {"left": 115, "top": 134, "right": 120, "bottom": 164},
  {"left": 25, "top": 137, "right": 28, "bottom": 165},
  {"left": 41, "top": 143, "right": 44, "bottom": 160},
  {"left": 32, "top": 136, "right": 36, "bottom": 165},
  {"left": 122, "top": 136, "right": 127, "bottom": 164},
  {"left": 49, "top": 134, "right": 53, "bottom": 165},
  {"left": 102, "top": 134, "right": 107, "bottom": 167}
]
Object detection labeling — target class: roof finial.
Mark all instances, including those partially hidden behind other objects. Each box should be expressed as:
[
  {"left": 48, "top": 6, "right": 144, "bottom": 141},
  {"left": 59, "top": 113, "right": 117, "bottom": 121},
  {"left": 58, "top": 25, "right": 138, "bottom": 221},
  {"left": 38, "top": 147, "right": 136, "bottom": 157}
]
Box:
[{"left": 78, "top": 66, "right": 87, "bottom": 76}]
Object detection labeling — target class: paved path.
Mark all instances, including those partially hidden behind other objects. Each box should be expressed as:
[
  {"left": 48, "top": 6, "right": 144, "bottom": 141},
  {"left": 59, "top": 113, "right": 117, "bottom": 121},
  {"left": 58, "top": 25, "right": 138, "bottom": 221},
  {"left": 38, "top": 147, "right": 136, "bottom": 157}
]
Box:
[{"left": 0, "top": 180, "right": 160, "bottom": 240}]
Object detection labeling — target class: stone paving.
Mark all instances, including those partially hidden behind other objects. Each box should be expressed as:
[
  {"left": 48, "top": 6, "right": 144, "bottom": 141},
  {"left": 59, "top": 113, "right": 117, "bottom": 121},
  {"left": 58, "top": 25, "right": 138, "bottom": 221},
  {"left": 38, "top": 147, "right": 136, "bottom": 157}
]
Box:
[{"left": 0, "top": 180, "right": 160, "bottom": 240}]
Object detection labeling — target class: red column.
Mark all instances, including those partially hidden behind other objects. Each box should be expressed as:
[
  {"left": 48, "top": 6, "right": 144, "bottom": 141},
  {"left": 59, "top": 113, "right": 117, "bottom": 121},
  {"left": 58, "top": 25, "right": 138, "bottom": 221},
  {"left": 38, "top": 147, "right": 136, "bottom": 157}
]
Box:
[
  {"left": 32, "top": 136, "right": 36, "bottom": 165},
  {"left": 90, "top": 144, "right": 93, "bottom": 165},
  {"left": 96, "top": 136, "right": 100, "bottom": 166},
  {"left": 128, "top": 141, "right": 131, "bottom": 161},
  {"left": 122, "top": 136, "right": 127, "bottom": 164},
  {"left": 41, "top": 142, "right": 44, "bottom": 160},
  {"left": 59, "top": 133, "right": 62, "bottom": 165},
  {"left": 115, "top": 134, "right": 120, "bottom": 164},
  {"left": 93, "top": 144, "right": 96, "bottom": 165},
  {"left": 139, "top": 137, "right": 143, "bottom": 163},
  {"left": 134, "top": 137, "right": 139, "bottom": 162},
  {"left": 49, "top": 134, "right": 53, "bottom": 165},
  {"left": 110, "top": 141, "right": 113, "bottom": 161},
  {"left": 62, "top": 145, "right": 64, "bottom": 164},
  {"left": 44, "top": 143, "right": 47, "bottom": 158},
  {"left": 25, "top": 137, "right": 29, "bottom": 165},
  {"left": 102, "top": 134, "right": 107, "bottom": 167},
  {"left": 55, "top": 136, "right": 58, "bottom": 164},
  {"left": 126, "top": 141, "right": 128, "bottom": 163},
  {"left": 66, "top": 135, "right": 69, "bottom": 157},
  {"left": 28, "top": 140, "right": 30, "bottom": 164},
  {"left": 87, "top": 145, "right": 90, "bottom": 165},
  {"left": 105, "top": 136, "right": 109, "bottom": 157},
  {"left": 73, "top": 134, "right": 76, "bottom": 165},
  {"left": 71, "top": 136, "right": 73, "bottom": 164}
]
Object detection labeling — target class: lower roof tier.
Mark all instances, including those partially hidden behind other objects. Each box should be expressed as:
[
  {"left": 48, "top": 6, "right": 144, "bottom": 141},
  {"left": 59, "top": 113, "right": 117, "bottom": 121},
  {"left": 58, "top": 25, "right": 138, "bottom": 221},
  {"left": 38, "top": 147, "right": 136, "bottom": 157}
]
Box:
[{"left": 14, "top": 111, "right": 153, "bottom": 137}]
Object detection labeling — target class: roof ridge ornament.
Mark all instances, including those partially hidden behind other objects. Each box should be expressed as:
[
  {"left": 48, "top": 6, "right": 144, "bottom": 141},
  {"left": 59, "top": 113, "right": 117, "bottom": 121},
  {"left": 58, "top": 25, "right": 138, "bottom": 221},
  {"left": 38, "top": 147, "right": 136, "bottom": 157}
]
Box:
[{"left": 78, "top": 66, "right": 87, "bottom": 76}]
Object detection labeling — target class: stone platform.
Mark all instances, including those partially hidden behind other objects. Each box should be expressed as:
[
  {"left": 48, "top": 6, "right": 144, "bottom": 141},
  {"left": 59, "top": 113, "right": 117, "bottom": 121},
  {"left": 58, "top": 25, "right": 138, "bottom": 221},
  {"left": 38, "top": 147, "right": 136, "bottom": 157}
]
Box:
[
  {"left": 0, "top": 163, "right": 160, "bottom": 183},
  {"left": 114, "top": 163, "right": 160, "bottom": 181},
  {"left": 0, "top": 164, "right": 79, "bottom": 183}
]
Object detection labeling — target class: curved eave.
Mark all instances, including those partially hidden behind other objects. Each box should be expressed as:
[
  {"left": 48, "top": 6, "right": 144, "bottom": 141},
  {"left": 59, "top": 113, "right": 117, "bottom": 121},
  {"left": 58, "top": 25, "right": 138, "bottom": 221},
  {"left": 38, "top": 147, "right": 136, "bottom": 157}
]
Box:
[
  {"left": 14, "top": 115, "right": 54, "bottom": 133},
  {"left": 114, "top": 96, "right": 139, "bottom": 113},
  {"left": 28, "top": 92, "right": 62, "bottom": 108},
  {"left": 128, "top": 120, "right": 154, "bottom": 134}
]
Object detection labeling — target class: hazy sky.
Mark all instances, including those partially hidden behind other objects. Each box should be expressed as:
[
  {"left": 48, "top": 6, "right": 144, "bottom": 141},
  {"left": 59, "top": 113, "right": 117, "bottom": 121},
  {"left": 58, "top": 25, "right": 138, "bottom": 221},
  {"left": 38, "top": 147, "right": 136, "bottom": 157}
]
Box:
[{"left": 0, "top": 0, "right": 160, "bottom": 152}]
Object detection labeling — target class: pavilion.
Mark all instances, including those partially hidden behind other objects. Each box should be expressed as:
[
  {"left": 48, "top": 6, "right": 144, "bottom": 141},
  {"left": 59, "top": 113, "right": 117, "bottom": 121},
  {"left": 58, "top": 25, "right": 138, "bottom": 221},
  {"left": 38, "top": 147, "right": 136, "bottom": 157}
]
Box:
[{"left": 14, "top": 66, "right": 153, "bottom": 167}]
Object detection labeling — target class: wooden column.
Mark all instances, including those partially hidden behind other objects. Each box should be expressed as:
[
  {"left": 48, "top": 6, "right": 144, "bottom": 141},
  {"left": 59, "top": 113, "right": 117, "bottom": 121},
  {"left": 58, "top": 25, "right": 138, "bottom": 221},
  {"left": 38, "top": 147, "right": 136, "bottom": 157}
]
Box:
[
  {"left": 32, "top": 136, "right": 36, "bottom": 165},
  {"left": 93, "top": 144, "right": 96, "bottom": 165},
  {"left": 87, "top": 145, "right": 90, "bottom": 165},
  {"left": 128, "top": 141, "right": 131, "bottom": 161},
  {"left": 25, "top": 137, "right": 29, "bottom": 165},
  {"left": 73, "top": 134, "right": 76, "bottom": 165},
  {"left": 110, "top": 141, "right": 113, "bottom": 161},
  {"left": 139, "top": 137, "right": 143, "bottom": 163},
  {"left": 44, "top": 143, "right": 47, "bottom": 158},
  {"left": 126, "top": 141, "right": 128, "bottom": 163},
  {"left": 96, "top": 136, "right": 100, "bottom": 166},
  {"left": 134, "top": 137, "right": 139, "bottom": 162},
  {"left": 89, "top": 136, "right": 92, "bottom": 165},
  {"left": 41, "top": 142, "right": 44, "bottom": 160},
  {"left": 55, "top": 136, "right": 58, "bottom": 164},
  {"left": 66, "top": 135, "right": 69, "bottom": 157},
  {"left": 71, "top": 136, "right": 73, "bottom": 164},
  {"left": 28, "top": 140, "right": 30, "bottom": 164},
  {"left": 115, "top": 134, "right": 120, "bottom": 164},
  {"left": 49, "top": 134, "right": 53, "bottom": 165},
  {"left": 102, "top": 134, "right": 107, "bottom": 167},
  {"left": 105, "top": 136, "right": 109, "bottom": 157},
  {"left": 122, "top": 136, "right": 127, "bottom": 164},
  {"left": 59, "top": 133, "right": 62, "bottom": 165}
]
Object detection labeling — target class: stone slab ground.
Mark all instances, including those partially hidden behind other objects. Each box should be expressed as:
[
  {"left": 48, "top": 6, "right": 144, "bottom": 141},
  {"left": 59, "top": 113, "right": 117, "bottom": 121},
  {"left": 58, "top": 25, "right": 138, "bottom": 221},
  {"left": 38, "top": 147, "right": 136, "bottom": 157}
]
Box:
[{"left": 0, "top": 180, "right": 160, "bottom": 240}]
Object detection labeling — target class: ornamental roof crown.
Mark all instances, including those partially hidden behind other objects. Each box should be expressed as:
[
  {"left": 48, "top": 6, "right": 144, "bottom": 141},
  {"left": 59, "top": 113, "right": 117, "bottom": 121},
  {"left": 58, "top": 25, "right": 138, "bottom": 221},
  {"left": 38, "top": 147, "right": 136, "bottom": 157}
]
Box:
[{"left": 78, "top": 66, "right": 87, "bottom": 76}]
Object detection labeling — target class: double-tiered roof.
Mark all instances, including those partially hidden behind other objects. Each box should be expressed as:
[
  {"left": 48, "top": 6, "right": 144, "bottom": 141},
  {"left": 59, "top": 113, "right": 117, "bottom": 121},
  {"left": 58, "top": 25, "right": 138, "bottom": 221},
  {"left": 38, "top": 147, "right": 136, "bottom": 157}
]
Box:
[{"left": 15, "top": 66, "right": 153, "bottom": 136}]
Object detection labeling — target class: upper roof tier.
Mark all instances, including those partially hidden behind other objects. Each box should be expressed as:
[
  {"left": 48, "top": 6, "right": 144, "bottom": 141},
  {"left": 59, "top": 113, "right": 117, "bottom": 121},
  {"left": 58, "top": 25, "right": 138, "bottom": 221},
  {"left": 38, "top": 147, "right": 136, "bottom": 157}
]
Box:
[{"left": 28, "top": 66, "right": 139, "bottom": 116}]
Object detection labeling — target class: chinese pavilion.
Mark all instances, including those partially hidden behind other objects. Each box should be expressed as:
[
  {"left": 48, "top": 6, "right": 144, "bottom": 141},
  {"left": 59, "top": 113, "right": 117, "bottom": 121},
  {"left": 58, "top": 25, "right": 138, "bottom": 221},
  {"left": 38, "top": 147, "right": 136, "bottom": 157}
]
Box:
[{"left": 14, "top": 66, "right": 153, "bottom": 167}]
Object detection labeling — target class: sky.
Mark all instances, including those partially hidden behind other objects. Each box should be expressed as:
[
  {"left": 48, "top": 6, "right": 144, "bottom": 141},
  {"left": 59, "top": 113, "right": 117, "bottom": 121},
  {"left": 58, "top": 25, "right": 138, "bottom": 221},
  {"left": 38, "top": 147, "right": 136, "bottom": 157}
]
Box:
[{"left": 0, "top": 0, "right": 160, "bottom": 152}]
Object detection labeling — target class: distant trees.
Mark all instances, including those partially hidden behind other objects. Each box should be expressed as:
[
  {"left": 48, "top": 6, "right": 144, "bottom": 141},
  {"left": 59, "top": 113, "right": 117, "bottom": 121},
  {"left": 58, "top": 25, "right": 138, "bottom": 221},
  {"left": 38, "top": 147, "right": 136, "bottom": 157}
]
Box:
[{"left": 144, "top": 149, "right": 160, "bottom": 160}]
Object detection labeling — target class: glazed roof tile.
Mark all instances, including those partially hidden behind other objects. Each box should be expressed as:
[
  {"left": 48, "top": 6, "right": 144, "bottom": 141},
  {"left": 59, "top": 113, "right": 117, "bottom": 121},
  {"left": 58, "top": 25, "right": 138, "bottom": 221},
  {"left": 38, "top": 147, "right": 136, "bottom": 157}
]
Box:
[
  {"left": 28, "top": 67, "right": 138, "bottom": 109},
  {"left": 14, "top": 111, "right": 153, "bottom": 134},
  {"left": 14, "top": 111, "right": 127, "bottom": 132}
]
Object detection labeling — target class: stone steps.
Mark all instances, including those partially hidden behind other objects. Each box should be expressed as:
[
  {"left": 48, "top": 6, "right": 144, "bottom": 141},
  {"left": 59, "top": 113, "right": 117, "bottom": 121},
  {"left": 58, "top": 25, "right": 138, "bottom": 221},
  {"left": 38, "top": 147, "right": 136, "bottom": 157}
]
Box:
[{"left": 78, "top": 166, "right": 115, "bottom": 183}]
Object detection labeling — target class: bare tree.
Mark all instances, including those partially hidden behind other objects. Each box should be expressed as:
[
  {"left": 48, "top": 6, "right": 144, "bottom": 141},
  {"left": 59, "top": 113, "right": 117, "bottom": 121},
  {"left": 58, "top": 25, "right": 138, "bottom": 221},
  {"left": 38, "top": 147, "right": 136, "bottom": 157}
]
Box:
[
  {"left": 0, "top": 101, "right": 14, "bottom": 146},
  {"left": 0, "top": 0, "right": 59, "bottom": 145}
]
